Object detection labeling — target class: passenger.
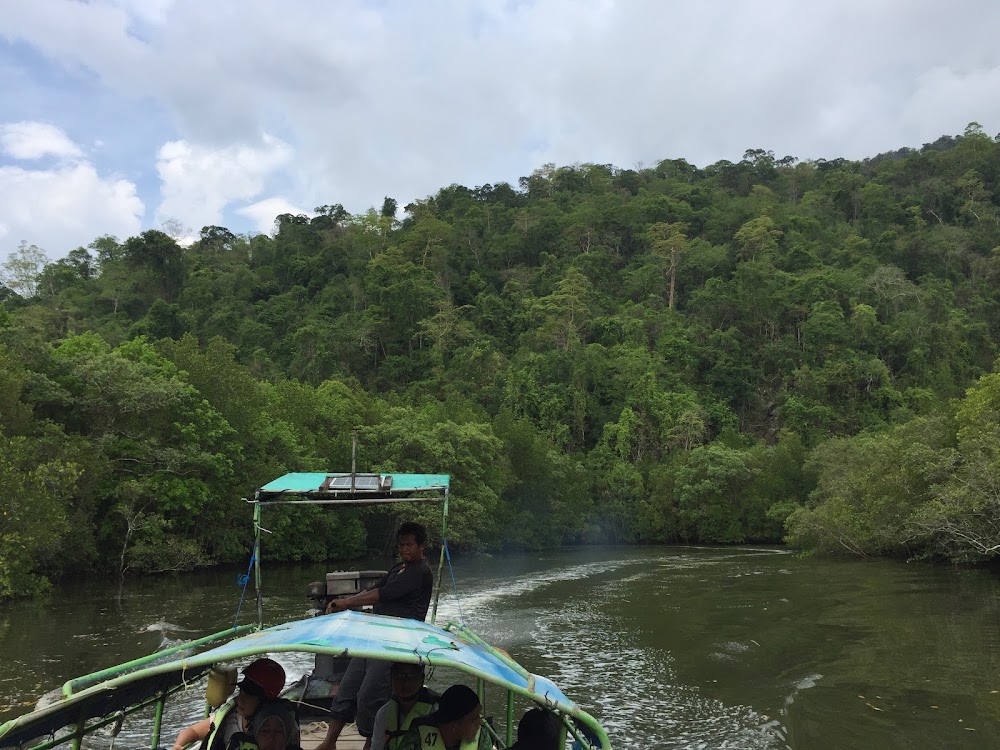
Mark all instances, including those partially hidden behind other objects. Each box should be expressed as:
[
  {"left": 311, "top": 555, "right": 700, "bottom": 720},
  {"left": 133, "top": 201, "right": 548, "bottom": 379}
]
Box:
[
  {"left": 250, "top": 701, "right": 301, "bottom": 750},
  {"left": 506, "top": 708, "right": 561, "bottom": 750},
  {"left": 171, "top": 658, "right": 286, "bottom": 750},
  {"left": 317, "top": 522, "right": 434, "bottom": 750},
  {"left": 394, "top": 684, "right": 493, "bottom": 750},
  {"left": 370, "top": 662, "right": 439, "bottom": 750}
]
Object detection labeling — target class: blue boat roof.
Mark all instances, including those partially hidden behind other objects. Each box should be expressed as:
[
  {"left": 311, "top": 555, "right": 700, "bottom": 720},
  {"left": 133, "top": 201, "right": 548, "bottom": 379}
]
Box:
[
  {"left": 165, "top": 612, "right": 572, "bottom": 707},
  {"left": 257, "top": 472, "right": 450, "bottom": 496},
  {"left": 0, "top": 614, "right": 603, "bottom": 749}
]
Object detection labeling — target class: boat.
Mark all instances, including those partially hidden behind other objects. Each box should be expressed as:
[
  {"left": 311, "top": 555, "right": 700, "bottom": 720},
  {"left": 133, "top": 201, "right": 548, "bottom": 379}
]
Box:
[{"left": 0, "top": 466, "right": 613, "bottom": 750}]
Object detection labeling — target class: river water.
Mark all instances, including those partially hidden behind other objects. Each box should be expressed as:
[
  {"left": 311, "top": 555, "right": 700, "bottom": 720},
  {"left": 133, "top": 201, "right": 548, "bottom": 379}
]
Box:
[{"left": 1, "top": 546, "right": 999, "bottom": 749}]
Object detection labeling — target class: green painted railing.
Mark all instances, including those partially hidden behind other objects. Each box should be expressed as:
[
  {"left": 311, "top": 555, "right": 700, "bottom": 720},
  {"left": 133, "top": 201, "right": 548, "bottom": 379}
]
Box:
[{"left": 62, "top": 625, "right": 254, "bottom": 697}]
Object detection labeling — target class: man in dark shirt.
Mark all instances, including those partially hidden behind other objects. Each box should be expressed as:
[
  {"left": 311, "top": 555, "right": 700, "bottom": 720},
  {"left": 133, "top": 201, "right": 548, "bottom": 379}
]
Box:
[{"left": 317, "top": 522, "right": 433, "bottom": 750}]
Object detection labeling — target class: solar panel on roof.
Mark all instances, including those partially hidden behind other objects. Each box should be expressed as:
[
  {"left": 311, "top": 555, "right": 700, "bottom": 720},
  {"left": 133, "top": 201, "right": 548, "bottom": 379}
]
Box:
[{"left": 329, "top": 475, "right": 380, "bottom": 489}]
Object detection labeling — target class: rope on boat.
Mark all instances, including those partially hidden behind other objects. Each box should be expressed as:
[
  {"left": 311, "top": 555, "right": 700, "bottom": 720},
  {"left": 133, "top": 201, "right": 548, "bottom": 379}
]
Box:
[
  {"left": 444, "top": 540, "right": 466, "bottom": 624},
  {"left": 232, "top": 548, "right": 256, "bottom": 628}
]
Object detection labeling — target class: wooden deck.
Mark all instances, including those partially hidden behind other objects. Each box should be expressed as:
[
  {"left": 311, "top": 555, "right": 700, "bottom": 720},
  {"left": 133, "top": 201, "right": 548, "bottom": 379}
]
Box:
[{"left": 300, "top": 719, "right": 366, "bottom": 750}]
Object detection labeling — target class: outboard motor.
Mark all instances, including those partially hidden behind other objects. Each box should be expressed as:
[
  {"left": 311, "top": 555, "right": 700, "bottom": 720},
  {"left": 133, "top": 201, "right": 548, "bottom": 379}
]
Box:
[
  {"left": 295, "top": 569, "right": 388, "bottom": 717},
  {"left": 305, "top": 580, "right": 326, "bottom": 609},
  {"left": 305, "top": 570, "right": 387, "bottom": 612}
]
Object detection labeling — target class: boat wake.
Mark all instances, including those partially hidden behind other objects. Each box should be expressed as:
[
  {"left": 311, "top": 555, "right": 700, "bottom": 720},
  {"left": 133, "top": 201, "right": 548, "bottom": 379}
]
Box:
[
  {"left": 142, "top": 620, "right": 198, "bottom": 634},
  {"left": 437, "top": 552, "right": 789, "bottom": 750},
  {"left": 534, "top": 601, "right": 783, "bottom": 749},
  {"left": 433, "top": 559, "right": 633, "bottom": 624}
]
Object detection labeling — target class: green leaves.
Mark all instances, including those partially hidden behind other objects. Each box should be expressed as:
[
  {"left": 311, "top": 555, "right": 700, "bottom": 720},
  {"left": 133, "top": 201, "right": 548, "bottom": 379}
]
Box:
[
  {"left": 0, "top": 436, "right": 80, "bottom": 597},
  {"left": 786, "top": 415, "right": 955, "bottom": 558},
  {"left": 7, "top": 122, "right": 1000, "bottom": 587},
  {"left": 909, "top": 372, "right": 1000, "bottom": 561},
  {"left": 1, "top": 241, "right": 48, "bottom": 298},
  {"left": 734, "top": 216, "right": 782, "bottom": 261},
  {"left": 524, "top": 267, "right": 595, "bottom": 352},
  {"left": 492, "top": 410, "right": 588, "bottom": 548},
  {"left": 363, "top": 406, "right": 511, "bottom": 549}
]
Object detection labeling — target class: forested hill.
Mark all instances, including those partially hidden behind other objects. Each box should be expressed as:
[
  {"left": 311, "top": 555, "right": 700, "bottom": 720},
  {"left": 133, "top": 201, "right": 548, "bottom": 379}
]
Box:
[{"left": 4, "top": 124, "right": 1000, "bottom": 598}]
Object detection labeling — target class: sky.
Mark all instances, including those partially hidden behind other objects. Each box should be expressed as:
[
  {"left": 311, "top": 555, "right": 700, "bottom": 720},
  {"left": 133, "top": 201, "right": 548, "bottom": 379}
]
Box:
[{"left": 2, "top": 0, "right": 1000, "bottom": 259}]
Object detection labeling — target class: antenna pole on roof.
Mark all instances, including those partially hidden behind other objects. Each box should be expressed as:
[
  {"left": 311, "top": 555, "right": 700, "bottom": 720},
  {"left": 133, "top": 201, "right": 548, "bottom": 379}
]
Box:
[{"left": 351, "top": 428, "right": 358, "bottom": 493}]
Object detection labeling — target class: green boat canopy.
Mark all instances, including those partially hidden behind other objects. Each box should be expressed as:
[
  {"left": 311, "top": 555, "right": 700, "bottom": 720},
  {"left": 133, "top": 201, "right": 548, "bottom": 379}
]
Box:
[
  {"left": 168, "top": 612, "right": 574, "bottom": 707},
  {"left": 0, "top": 613, "right": 584, "bottom": 749},
  {"left": 255, "top": 472, "right": 450, "bottom": 503}
]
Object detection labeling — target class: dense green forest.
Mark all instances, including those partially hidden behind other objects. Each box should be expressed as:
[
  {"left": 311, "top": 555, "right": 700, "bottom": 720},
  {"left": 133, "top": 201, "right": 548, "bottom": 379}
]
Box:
[{"left": 3, "top": 123, "right": 1000, "bottom": 598}]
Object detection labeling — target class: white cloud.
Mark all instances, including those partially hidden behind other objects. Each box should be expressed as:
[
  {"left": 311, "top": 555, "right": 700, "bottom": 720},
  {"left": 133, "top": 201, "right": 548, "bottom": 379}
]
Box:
[
  {"left": 900, "top": 66, "right": 1000, "bottom": 142},
  {"left": 0, "top": 0, "right": 151, "bottom": 92},
  {"left": 108, "top": 0, "right": 176, "bottom": 25},
  {"left": 154, "top": 134, "right": 292, "bottom": 231},
  {"left": 0, "top": 161, "right": 143, "bottom": 255},
  {"left": 0, "top": 121, "right": 142, "bottom": 256},
  {"left": 5, "top": 0, "right": 1000, "bottom": 235},
  {"left": 237, "top": 197, "right": 312, "bottom": 235},
  {"left": 1, "top": 121, "right": 83, "bottom": 160}
]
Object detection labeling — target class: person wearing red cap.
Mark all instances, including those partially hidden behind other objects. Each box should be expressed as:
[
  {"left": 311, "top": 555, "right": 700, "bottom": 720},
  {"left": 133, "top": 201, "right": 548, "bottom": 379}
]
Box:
[{"left": 172, "top": 658, "right": 287, "bottom": 750}]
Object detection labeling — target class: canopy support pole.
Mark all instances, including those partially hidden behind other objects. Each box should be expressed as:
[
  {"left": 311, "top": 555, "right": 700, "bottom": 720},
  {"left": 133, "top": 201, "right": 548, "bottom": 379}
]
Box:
[
  {"left": 506, "top": 690, "right": 514, "bottom": 747},
  {"left": 254, "top": 499, "right": 263, "bottom": 629},
  {"left": 150, "top": 692, "right": 165, "bottom": 749},
  {"left": 430, "top": 489, "right": 449, "bottom": 625}
]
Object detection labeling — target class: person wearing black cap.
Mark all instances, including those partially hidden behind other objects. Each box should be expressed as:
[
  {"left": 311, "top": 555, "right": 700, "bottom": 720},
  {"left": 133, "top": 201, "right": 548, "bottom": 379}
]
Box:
[
  {"left": 393, "top": 684, "right": 492, "bottom": 750},
  {"left": 172, "top": 658, "right": 287, "bottom": 750}
]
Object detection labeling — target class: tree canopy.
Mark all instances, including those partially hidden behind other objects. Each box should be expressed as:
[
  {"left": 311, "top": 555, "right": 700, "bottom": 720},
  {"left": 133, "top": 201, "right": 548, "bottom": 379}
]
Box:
[{"left": 5, "top": 124, "right": 1000, "bottom": 596}]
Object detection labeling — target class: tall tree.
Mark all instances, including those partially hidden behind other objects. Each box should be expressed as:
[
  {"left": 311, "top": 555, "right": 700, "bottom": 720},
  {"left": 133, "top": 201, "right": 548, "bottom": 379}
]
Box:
[
  {"left": 2, "top": 241, "right": 48, "bottom": 298},
  {"left": 643, "top": 222, "right": 688, "bottom": 309}
]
